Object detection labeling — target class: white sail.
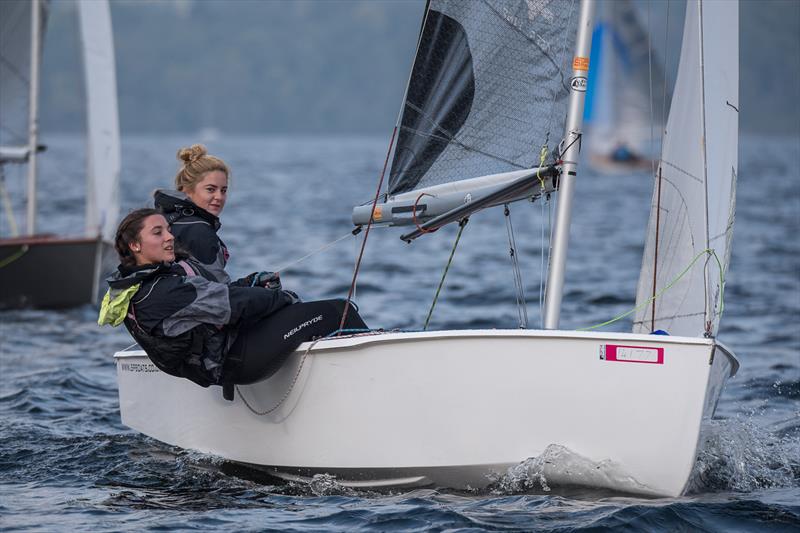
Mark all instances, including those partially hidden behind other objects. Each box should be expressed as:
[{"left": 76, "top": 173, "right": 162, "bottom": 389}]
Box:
[
  {"left": 633, "top": 0, "right": 738, "bottom": 337},
  {"left": 0, "top": 0, "right": 48, "bottom": 161},
  {"left": 78, "top": 0, "right": 120, "bottom": 241}
]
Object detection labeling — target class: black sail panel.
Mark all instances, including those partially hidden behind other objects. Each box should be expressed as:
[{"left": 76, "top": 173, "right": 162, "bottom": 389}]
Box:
[
  {"left": 387, "top": 0, "right": 578, "bottom": 197},
  {"left": 389, "top": 10, "right": 475, "bottom": 195}
]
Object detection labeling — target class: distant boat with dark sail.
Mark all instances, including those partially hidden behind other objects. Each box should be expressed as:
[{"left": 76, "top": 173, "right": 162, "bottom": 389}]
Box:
[
  {"left": 0, "top": 0, "right": 120, "bottom": 309},
  {"left": 114, "top": 0, "right": 740, "bottom": 497}
]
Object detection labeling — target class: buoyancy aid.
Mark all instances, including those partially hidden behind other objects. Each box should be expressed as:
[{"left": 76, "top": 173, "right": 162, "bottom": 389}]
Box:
[
  {"left": 154, "top": 190, "right": 230, "bottom": 283},
  {"left": 100, "top": 258, "right": 293, "bottom": 391}
]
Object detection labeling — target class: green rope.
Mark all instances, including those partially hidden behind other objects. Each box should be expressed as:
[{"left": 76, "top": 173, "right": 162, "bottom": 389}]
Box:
[
  {"left": 424, "top": 218, "right": 468, "bottom": 331},
  {"left": 577, "top": 248, "right": 725, "bottom": 331},
  {"left": 535, "top": 143, "right": 549, "bottom": 189},
  {"left": 0, "top": 245, "right": 28, "bottom": 269}
]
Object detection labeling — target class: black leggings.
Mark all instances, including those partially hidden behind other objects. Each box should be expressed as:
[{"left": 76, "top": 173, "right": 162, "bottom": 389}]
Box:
[{"left": 228, "top": 299, "right": 368, "bottom": 385}]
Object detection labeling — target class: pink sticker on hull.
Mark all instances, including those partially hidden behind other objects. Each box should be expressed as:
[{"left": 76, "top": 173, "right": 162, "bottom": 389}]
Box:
[{"left": 600, "top": 344, "right": 664, "bottom": 364}]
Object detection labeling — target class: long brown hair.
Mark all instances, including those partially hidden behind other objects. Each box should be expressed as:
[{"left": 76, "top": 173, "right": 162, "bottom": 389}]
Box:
[{"left": 114, "top": 208, "right": 161, "bottom": 268}]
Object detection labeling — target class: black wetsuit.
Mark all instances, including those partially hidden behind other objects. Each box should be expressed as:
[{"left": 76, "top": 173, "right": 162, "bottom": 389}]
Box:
[{"left": 229, "top": 299, "right": 367, "bottom": 384}]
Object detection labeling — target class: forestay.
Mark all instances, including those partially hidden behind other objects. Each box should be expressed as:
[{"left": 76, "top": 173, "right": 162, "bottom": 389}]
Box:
[
  {"left": 78, "top": 0, "right": 121, "bottom": 241},
  {"left": 0, "top": 0, "right": 48, "bottom": 162},
  {"left": 354, "top": 0, "right": 579, "bottom": 230},
  {"left": 633, "top": 0, "right": 738, "bottom": 338}
]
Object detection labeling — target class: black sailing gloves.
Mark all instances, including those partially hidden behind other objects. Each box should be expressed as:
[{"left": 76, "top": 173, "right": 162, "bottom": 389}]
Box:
[
  {"left": 247, "top": 271, "right": 282, "bottom": 289},
  {"left": 239, "top": 271, "right": 301, "bottom": 305}
]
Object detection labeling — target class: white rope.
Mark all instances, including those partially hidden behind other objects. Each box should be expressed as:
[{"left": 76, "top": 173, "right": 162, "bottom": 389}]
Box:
[{"left": 236, "top": 339, "right": 319, "bottom": 416}]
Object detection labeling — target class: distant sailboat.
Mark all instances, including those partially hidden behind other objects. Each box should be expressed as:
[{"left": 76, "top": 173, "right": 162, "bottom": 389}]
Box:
[
  {"left": 583, "top": 0, "right": 667, "bottom": 173},
  {"left": 114, "top": 0, "right": 739, "bottom": 497},
  {"left": 0, "top": 0, "right": 121, "bottom": 309}
]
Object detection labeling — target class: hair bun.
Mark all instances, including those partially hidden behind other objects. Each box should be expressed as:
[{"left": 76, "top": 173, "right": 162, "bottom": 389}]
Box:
[{"left": 177, "top": 144, "right": 208, "bottom": 164}]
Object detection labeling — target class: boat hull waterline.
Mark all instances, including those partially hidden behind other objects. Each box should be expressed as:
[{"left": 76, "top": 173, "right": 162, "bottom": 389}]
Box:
[{"left": 115, "top": 329, "right": 738, "bottom": 497}]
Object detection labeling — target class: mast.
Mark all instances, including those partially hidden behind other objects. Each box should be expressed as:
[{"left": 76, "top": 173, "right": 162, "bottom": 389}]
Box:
[
  {"left": 543, "top": 0, "right": 596, "bottom": 329},
  {"left": 26, "top": 0, "right": 42, "bottom": 236}
]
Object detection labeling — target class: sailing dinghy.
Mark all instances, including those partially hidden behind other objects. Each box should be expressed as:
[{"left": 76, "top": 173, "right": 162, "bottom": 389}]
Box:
[
  {"left": 0, "top": 0, "right": 120, "bottom": 309},
  {"left": 114, "top": 0, "right": 740, "bottom": 497}
]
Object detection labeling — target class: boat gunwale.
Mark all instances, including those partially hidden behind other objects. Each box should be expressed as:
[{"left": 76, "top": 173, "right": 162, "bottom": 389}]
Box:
[
  {"left": 0, "top": 235, "right": 107, "bottom": 246},
  {"left": 114, "top": 328, "right": 730, "bottom": 360}
]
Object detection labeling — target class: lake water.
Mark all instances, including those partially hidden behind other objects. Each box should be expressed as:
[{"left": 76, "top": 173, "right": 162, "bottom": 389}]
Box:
[{"left": 1, "top": 134, "right": 798, "bottom": 531}]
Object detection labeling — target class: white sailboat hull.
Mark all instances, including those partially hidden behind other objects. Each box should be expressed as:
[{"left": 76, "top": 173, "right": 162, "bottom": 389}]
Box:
[{"left": 115, "top": 329, "right": 737, "bottom": 497}]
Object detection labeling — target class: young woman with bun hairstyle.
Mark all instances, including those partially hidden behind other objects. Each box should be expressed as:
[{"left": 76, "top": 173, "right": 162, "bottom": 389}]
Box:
[
  {"left": 99, "top": 209, "right": 368, "bottom": 399},
  {"left": 153, "top": 144, "right": 232, "bottom": 283}
]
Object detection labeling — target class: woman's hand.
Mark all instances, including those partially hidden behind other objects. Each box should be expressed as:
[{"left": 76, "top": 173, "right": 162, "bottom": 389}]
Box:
[
  {"left": 248, "top": 271, "right": 282, "bottom": 289},
  {"left": 282, "top": 290, "right": 301, "bottom": 304}
]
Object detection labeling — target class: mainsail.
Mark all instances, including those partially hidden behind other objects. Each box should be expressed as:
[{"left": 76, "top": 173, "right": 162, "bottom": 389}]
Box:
[
  {"left": 633, "top": 0, "right": 738, "bottom": 338},
  {"left": 78, "top": 0, "right": 121, "bottom": 241},
  {"left": 390, "top": 0, "right": 578, "bottom": 195},
  {"left": 583, "top": 0, "right": 666, "bottom": 160},
  {"left": 0, "top": 0, "right": 48, "bottom": 162},
  {"left": 354, "top": 0, "right": 579, "bottom": 229}
]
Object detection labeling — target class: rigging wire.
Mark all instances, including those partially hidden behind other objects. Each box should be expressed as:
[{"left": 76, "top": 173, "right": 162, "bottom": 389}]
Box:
[
  {"left": 538, "top": 193, "right": 552, "bottom": 329},
  {"left": 337, "top": 1, "right": 430, "bottom": 331},
  {"left": 352, "top": 228, "right": 362, "bottom": 301},
  {"left": 271, "top": 228, "right": 360, "bottom": 274},
  {"left": 651, "top": 0, "right": 672, "bottom": 330},
  {"left": 542, "top": 189, "right": 558, "bottom": 327},
  {"left": 504, "top": 205, "right": 528, "bottom": 328},
  {"left": 423, "top": 217, "right": 468, "bottom": 331},
  {"left": 338, "top": 126, "right": 398, "bottom": 334},
  {"left": 647, "top": 0, "right": 657, "bottom": 178},
  {"left": 660, "top": 0, "right": 671, "bottom": 159}
]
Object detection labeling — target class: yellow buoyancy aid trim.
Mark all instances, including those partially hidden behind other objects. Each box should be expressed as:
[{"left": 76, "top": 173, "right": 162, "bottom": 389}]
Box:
[{"left": 97, "top": 283, "right": 141, "bottom": 327}]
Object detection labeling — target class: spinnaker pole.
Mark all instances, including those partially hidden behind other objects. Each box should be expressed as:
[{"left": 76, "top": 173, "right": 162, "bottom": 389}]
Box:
[
  {"left": 543, "top": 0, "right": 596, "bottom": 329},
  {"left": 26, "top": 0, "right": 42, "bottom": 236}
]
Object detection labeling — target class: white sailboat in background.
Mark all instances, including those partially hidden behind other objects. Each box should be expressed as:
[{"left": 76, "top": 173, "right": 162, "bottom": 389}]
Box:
[
  {"left": 115, "top": 0, "right": 739, "bottom": 498},
  {"left": 0, "top": 0, "right": 120, "bottom": 309},
  {"left": 583, "top": 0, "right": 667, "bottom": 173}
]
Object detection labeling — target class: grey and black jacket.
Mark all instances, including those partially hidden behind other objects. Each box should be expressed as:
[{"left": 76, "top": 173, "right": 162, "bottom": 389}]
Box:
[
  {"left": 154, "top": 189, "right": 230, "bottom": 283},
  {"left": 107, "top": 258, "right": 293, "bottom": 387}
]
